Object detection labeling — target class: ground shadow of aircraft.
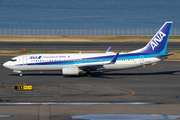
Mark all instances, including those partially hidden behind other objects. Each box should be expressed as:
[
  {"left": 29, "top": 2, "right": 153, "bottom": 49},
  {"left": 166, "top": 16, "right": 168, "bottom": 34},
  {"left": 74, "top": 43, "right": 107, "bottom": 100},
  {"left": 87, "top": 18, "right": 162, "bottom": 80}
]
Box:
[
  {"left": 100, "top": 70, "right": 180, "bottom": 76},
  {"left": 9, "top": 70, "right": 180, "bottom": 78}
]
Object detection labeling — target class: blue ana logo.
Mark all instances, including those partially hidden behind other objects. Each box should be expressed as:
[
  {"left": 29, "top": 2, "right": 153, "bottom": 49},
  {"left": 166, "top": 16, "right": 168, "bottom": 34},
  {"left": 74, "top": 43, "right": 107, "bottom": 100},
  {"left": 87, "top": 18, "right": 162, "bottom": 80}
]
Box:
[
  {"left": 150, "top": 31, "right": 166, "bottom": 50},
  {"left": 29, "top": 56, "right": 42, "bottom": 59}
]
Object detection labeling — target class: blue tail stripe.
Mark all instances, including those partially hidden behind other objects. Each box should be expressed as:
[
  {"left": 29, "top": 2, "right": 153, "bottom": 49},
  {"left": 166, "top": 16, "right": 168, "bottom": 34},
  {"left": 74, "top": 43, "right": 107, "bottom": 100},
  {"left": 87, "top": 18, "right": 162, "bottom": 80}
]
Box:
[{"left": 161, "top": 22, "right": 173, "bottom": 53}]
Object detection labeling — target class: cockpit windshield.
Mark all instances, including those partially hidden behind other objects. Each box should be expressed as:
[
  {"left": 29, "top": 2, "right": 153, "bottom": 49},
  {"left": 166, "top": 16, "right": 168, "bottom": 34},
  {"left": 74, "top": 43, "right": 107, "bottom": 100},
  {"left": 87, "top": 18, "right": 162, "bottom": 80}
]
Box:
[{"left": 10, "top": 59, "right": 17, "bottom": 62}]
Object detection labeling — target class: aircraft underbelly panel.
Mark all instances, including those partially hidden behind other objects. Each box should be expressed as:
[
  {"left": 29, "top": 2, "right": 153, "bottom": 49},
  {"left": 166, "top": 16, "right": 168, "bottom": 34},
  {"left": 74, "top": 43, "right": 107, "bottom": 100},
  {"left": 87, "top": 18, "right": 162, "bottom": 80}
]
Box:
[
  {"left": 16, "top": 65, "right": 63, "bottom": 71},
  {"left": 103, "top": 63, "right": 141, "bottom": 70}
]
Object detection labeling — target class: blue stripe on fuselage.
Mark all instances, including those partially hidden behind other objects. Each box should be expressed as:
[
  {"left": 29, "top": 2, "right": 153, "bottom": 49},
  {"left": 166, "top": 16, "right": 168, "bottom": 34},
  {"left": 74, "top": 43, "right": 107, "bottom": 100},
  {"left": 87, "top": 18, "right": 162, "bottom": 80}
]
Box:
[{"left": 16, "top": 52, "right": 164, "bottom": 66}]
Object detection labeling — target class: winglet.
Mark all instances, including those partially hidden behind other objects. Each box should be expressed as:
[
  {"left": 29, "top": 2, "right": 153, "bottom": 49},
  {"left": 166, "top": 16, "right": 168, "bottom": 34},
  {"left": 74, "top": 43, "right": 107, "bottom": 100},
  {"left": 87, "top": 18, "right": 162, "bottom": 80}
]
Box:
[
  {"left": 108, "top": 52, "right": 119, "bottom": 64},
  {"left": 106, "top": 46, "right": 112, "bottom": 53}
]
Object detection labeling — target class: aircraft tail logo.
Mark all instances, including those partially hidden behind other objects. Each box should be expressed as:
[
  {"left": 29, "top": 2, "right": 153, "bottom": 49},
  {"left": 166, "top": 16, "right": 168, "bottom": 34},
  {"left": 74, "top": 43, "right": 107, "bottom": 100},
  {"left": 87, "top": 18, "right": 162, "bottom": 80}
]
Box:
[
  {"left": 150, "top": 31, "right": 166, "bottom": 50},
  {"left": 141, "top": 22, "right": 173, "bottom": 54}
]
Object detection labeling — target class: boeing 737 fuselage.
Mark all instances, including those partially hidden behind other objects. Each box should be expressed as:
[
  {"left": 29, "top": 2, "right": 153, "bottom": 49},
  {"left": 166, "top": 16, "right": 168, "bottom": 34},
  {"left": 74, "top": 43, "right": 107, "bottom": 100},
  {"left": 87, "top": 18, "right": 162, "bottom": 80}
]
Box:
[{"left": 3, "top": 22, "right": 173, "bottom": 76}]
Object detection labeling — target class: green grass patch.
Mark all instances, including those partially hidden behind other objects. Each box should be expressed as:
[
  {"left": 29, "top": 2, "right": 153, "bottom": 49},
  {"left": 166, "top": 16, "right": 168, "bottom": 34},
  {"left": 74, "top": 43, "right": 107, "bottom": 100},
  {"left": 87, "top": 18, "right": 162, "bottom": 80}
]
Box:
[
  {"left": 169, "top": 36, "right": 180, "bottom": 39},
  {"left": 0, "top": 35, "right": 179, "bottom": 42}
]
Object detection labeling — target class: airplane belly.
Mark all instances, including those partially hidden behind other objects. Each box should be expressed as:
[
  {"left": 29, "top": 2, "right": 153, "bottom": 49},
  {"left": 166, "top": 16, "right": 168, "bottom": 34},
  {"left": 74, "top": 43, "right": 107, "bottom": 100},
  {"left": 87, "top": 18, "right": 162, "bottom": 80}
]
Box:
[
  {"left": 103, "top": 61, "right": 141, "bottom": 70},
  {"left": 16, "top": 65, "right": 63, "bottom": 71},
  {"left": 30, "top": 65, "right": 63, "bottom": 71}
]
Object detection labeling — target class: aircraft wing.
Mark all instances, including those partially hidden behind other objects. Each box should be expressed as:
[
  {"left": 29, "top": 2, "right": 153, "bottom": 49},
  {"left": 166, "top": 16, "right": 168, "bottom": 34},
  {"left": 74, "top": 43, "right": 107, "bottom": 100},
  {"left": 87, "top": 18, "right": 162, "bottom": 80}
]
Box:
[{"left": 77, "top": 52, "right": 119, "bottom": 70}]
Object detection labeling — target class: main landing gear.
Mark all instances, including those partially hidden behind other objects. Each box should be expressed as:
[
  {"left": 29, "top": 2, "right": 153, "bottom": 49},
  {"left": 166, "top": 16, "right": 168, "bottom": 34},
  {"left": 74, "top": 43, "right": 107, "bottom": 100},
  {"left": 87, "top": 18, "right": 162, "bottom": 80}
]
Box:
[{"left": 86, "top": 69, "right": 91, "bottom": 77}]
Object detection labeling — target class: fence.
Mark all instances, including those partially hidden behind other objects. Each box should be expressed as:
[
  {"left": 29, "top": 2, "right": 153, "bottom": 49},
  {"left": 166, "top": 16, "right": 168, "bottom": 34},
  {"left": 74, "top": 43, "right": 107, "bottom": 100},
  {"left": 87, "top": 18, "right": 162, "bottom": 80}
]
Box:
[{"left": 0, "top": 28, "right": 179, "bottom": 36}]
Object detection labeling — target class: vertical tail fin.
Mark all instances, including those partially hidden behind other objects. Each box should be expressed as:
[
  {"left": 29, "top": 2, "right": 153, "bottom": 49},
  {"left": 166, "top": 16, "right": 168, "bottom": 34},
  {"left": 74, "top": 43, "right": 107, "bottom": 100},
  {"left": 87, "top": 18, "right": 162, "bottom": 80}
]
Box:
[{"left": 132, "top": 22, "right": 173, "bottom": 54}]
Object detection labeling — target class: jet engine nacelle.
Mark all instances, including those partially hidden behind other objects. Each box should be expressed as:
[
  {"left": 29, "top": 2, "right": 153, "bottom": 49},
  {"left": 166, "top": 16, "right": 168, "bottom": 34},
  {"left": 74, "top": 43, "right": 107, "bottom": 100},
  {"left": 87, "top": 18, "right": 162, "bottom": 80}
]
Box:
[{"left": 62, "top": 66, "right": 80, "bottom": 75}]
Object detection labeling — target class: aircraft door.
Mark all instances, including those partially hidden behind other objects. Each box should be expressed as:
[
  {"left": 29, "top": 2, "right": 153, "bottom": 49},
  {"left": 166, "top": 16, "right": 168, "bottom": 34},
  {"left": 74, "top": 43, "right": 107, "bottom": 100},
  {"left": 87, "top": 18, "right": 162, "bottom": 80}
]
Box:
[
  {"left": 23, "top": 56, "right": 27, "bottom": 65},
  {"left": 140, "top": 55, "right": 144, "bottom": 64}
]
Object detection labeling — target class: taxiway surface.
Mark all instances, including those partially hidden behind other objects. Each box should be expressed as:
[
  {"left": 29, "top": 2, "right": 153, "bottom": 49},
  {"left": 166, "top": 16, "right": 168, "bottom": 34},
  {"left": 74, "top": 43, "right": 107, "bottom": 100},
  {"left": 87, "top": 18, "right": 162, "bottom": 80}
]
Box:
[
  {"left": 1, "top": 56, "right": 180, "bottom": 119},
  {"left": 0, "top": 56, "right": 180, "bottom": 103},
  {"left": 0, "top": 42, "right": 180, "bottom": 50}
]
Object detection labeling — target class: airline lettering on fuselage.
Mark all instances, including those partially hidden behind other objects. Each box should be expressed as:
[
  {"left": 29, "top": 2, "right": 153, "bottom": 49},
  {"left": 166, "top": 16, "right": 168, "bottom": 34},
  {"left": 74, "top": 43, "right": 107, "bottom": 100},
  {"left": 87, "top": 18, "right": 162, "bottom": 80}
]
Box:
[
  {"left": 29, "top": 56, "right": 42, "bottom": 59},
  {"left": 151, "top": 31, "right": 166, "bottom": 50}
]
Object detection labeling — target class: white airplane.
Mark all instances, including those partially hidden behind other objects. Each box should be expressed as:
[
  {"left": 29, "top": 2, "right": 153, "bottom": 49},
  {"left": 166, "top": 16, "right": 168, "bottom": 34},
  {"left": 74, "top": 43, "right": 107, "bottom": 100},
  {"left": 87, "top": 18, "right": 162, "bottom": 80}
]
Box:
[{"left": 3, "top": 22, "right": 173, "bottom": 76}]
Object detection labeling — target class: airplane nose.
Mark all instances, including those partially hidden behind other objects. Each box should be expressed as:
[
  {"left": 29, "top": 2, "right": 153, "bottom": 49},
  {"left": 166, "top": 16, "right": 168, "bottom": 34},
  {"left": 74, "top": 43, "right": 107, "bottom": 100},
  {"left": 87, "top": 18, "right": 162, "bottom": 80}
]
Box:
[
  {"left": 3, "top": 62, "right": 15, "bottom": 70},
  {"left": 3, "top": 62, "right": 8, "bottom": 68}
]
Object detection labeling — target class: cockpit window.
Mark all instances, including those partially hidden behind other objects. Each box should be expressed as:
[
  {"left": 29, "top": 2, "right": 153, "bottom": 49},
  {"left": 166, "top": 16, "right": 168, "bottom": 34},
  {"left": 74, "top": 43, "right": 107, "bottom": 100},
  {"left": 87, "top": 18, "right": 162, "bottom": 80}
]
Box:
[{"left": 10, "top": 59, "right": 17, "bottom": 62}]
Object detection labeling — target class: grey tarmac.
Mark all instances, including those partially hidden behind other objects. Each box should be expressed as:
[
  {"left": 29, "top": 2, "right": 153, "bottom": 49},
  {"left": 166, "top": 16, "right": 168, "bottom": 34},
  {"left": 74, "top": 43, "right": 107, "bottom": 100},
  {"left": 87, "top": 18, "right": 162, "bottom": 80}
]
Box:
[
  {"left": 0, "top": 56, "right": 180, "bottom": 103},
  {"left": 0, "top": 56, "right": 180, "bottom": 119},
  {"left": 0, "top": 42, "right": 180, "bottom": 50}
]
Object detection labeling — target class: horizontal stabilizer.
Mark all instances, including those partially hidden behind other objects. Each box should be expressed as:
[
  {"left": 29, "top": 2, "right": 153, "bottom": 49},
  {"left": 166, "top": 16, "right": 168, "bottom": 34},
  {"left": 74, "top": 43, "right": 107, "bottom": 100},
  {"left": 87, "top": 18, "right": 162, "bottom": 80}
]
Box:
[
  {"left": 165, "top": 50, "right": 171, "bottom": 54},
  {"left": 154, "top": 54, "right": 174, "bottom": 58},
  {"left": 154, "top": 51, "right": 174, "bottom": 58}
]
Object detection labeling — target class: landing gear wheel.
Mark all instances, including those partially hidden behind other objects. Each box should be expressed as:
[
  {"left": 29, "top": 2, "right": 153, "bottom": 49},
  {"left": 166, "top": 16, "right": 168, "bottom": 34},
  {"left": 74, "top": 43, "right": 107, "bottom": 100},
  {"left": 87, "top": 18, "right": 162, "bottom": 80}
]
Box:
[
  {"left": 86, "top": 70, "right": 91, "bottom": 77},
  {"left": 20, "top": 74, "right": 23, "bottom": 77}
]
